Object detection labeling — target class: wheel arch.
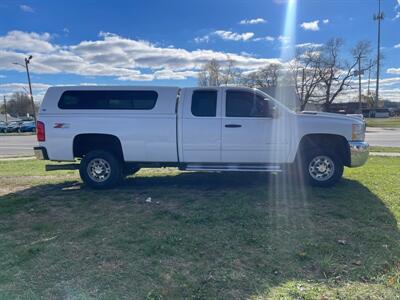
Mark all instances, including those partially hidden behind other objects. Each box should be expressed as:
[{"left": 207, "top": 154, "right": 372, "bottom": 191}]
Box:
[
  {"left": 73, "top": 133, "right": 124, "bottom": 161},
  {"left": 296, "top": 134, "right": 351, "bottom": 167}
]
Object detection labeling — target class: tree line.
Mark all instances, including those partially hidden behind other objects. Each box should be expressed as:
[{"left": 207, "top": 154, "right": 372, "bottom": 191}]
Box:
[
  {"left": 198, "top": 38, "right": 377, "bottom": 112},
  {"left": 0, "top": 92, "right": 38, "bottom": 119}
]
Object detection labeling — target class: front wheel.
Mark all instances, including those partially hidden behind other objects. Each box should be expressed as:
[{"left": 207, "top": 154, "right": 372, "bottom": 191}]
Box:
[
  {"left": 302, "top": 149, "right": 343, "bottom": 187},
  {"left": 79, "top": 150, "right": 123, "bottom": 189}
]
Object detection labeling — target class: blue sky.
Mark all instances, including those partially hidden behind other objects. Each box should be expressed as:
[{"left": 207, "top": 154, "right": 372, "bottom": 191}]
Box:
[{"left": 0, "top": 0, "right": 399, "bottom": 102}]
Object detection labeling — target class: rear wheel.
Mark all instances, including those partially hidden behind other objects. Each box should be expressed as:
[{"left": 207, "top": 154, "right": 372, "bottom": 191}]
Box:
[
  {"left": 302, "top": 149, "right": 343, "bottom": 187},
  {"left": 79, "top": 150, "right": 122, "bottom": 189}
]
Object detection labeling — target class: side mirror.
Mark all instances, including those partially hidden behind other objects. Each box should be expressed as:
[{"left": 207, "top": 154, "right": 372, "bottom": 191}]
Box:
[{"left": 270, "top": 105, "right": 279, "bottom": 118}]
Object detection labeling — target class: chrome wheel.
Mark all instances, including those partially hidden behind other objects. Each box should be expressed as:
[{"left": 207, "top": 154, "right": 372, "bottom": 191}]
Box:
[
  {"left": 87, "top": 158, "right": 111, "bottom": 182},
  {"left": 308, "top": 155, "right": 335, "bottom": 182}
]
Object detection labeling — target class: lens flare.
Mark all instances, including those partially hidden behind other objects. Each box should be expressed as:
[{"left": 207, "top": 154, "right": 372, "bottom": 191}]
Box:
[
  {"left": 266, "top": 0, "right": 312, "bottom": 238},
  {"left": 280, "top": 0, "right": 297, "bottom": 62}
]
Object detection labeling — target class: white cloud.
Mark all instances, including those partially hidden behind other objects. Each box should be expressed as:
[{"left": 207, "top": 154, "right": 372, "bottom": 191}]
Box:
[
  {"left": 196, "top": 30, "right": 256, "bottom": 43},
  {"left": 20, "top": 4, "right": 34, "bottom": 13},
  {"left": 0, "top": 30, "right": 281, "bottom": 82},
  {"left": 213, "top": 30, "right": 254, "bottom": 41},
  {"left": 0, "top": 31, "right": 55, "bottom": 53},
  {"left": 194, "top": 35, "right": 210, "bottom": 43},
  {"left": 254, "top": 36, "right": 275, "bottom": 42},
  {"left": 337, "top": 76, "right": 400, "bottom": 102},
  {"left": 300, "top": 20, "right": 320, "bottom": 31},
  {"left": 380, "top": 77, "right": 400, "bottom": 86},
  {"left": 323, "top": 19, "right": 329, "bottom": 24},
  {"left": 0, "top": 75, "right": 5, "bottom": 78},
  {"left": 387, "top": 68, "right": 400, "bottom": 75},
  {"left": 395, "top": 44, "right": 400, "bottom": 48},
  {"left": 354, "top": 77, "right": 400, "bottom": 87},
  {"left": 239, "top": 18, "right": 266, "bottom": 25},
  {"left": 0, "top": 83, "right": 51, "bottom": 90},
  {"left": 296, "top": 42, "right": 323, "bottom": 49}
]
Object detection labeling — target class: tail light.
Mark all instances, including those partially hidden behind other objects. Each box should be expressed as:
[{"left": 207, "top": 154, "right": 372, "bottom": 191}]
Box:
[{"left": 36, "top": 121, "right": 45, "bottom": 142}]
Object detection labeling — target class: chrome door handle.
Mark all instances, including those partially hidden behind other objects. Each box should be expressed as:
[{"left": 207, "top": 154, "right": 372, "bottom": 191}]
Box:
[{"left": 225, "top": 124, "right": 242, "bottom": 128}]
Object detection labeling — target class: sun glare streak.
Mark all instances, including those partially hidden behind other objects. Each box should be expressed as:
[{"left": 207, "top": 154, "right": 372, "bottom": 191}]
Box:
[
  {"left": 280, "top": 0, "right": 297, "bottom": 62},
  {"left": 267, "top": 0, "right": 312, "bottom": 237}
]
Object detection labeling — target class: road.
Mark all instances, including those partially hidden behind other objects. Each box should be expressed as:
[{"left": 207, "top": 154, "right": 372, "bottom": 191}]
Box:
[
  {"left": 0, "top": 135, "right": 37, "bottom": 157},
  {"left": 0, "top": 127, "right": 399, "bottom": 157},
  {"left": 365, "top": 127, "right": 400, "bottom": 147}
]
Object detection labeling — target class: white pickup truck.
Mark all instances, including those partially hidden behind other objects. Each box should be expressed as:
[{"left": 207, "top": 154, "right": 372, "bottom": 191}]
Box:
[{"left": 34, "top": 86, "right": 369, "bottom": 189}]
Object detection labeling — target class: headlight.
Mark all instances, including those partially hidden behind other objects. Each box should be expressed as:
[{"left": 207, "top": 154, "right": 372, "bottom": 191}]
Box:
[{"left": 352, "top": 124, "right": 365, "bottom": 141}]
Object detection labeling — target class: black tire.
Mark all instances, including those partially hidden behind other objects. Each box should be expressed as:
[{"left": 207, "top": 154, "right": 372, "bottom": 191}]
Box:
[
  {"left": 302, "top": 149, "right": 343, "bottom": 187},
  {"left": 79, "top": 150, "right": 123, "bottom": 189}
]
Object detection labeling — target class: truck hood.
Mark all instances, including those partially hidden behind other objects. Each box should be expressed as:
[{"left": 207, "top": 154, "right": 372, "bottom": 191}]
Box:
[{"left": 298, "top": 111, "right": 364, "bottom": 124}]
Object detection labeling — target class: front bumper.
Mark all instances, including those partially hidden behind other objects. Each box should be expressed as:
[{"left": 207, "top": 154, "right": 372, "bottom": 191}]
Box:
[
  {"left": 34, "top": 146, "right": 49, "bottom": 160},
  {"left": 349, "top": 141, "right": 369, "bottom": 167}
]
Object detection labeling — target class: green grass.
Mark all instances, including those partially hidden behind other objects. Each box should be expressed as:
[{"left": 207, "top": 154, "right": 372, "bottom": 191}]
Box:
[
  {"left": 0, "top": 132, "right": 35, "bottom": 136},
  {"left": 366, "top": 117, "right": 400, "bottom": 128},
  {"left": 0, "top": 158, "right": 399, "bottom": 299},
  {"left": 370, "top": 146, "right": 400, "bottom": 153}
]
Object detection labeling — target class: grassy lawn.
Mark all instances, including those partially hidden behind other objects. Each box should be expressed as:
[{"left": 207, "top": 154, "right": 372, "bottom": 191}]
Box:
[
  {"left": 0, "top": 132, "right": 35, "bottom": 136},
  {"left": 0, "top": 158, "right": 399, "bottom": 299},
  {"left": 366, "top": 117, "right": 400, "bottom": 128},
  {"left": 370, "top": 146, "right": 400, "bottom": 153}
]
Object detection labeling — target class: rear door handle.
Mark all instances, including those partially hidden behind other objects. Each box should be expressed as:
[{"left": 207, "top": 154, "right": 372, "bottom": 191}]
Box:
[{"left": 225, "top": 124, "right": 242, "bottom": 128}]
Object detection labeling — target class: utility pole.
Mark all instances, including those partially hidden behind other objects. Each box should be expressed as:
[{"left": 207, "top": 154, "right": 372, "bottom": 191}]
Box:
[
  {"left": 374, "top": 0, "right": 384, "bottom": 109},
  {"left": 12, "top": 55, "right": 36, "bottom": 122},
  {"left": 367, "top": 59, "right": 372, "bottom": 95},
  {"left": 3, "top": 96, "right": 7, "bottom": 123},
  {"left": 358, "top": 57, "right": 363, "bottom": 113},
  {"left": 354, "top": 55, "right": 365, "bottom": 113}
]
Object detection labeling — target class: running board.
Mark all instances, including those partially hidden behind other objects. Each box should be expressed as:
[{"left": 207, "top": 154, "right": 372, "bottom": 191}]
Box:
[
  {"left": 183, "top": 164, "right": 282, "bottom": 172},
  {"left": 46, "top": 164, "right": 79, "bottom": 171}
]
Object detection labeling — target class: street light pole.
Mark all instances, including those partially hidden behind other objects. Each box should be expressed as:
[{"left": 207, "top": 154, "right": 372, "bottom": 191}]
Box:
[
  {"left": 374, "top": 0, "right": 384, "bottom": 109},
  {"left": 13, "top": 55, "right": 36, "bottom": 122},
  {"left": 24, "top": 56, "right": 36, "bottom": 122}
]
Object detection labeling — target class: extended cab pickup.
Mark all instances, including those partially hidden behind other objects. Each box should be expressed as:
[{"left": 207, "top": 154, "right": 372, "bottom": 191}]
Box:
[{"left": 34, "top": 86, "right": 369, "bottom": 189}]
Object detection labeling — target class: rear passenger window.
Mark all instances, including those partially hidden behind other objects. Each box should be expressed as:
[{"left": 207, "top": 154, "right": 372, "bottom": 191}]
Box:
[
  {"left": 58, "top": 90, "right": 158, "bottom": 110},
  {"left": 191, "top": 90, "right": 217, "bottom": 117}
]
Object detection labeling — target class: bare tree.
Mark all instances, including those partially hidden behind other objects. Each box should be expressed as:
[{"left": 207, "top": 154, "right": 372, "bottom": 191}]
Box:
[
  {"left": 241, "top": 63, "right": 281, "bottom": 88},
  {"left": 198, "top": 59, "right": 240, "bottom": 86},
  {"left": 291, "top": 48, "right": 323, "bottom": 111},
  {"left": 351, "top": 41, "right": 373, "bottom": 68},
  {"left": 198, "top": 59, "right": 221, "bottom": 86},
  {"left": 221, "top": 59, "right": 241, "bottom": 86},
  {"left": 317, "top": 38, "right": 359, "bottom": 112},
  {"left": 351, "top": 41, "right": 374, "bottom": 110}
]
